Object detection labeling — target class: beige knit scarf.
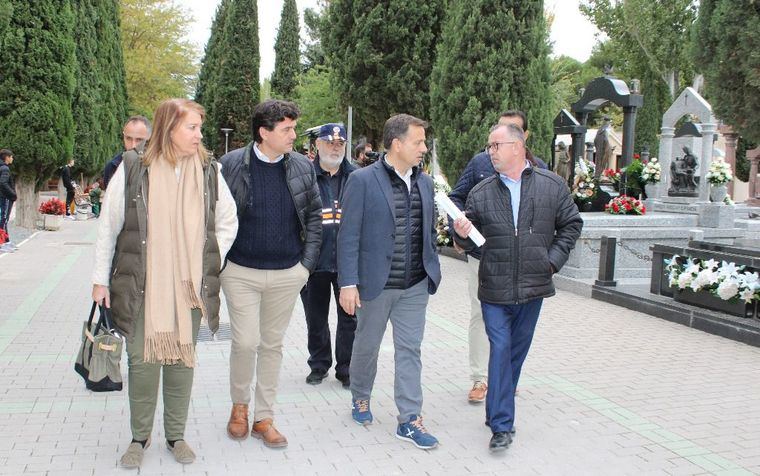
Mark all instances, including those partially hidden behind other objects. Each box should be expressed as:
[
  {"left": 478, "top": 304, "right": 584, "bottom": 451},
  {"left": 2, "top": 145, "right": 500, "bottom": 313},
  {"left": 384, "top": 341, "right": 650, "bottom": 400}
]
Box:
[{"left": 144, "top": 154, "right": 205, "bottom": 367}]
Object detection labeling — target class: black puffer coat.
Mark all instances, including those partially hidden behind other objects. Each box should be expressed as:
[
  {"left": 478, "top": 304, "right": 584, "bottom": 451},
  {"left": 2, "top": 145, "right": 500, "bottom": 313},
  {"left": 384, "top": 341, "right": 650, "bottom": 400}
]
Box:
[
  {"left": 220, "top": 143, "right": 322, "bottom": 271},
  {"left": 455, "top": 167, "right": 582, "bottom": 305}
]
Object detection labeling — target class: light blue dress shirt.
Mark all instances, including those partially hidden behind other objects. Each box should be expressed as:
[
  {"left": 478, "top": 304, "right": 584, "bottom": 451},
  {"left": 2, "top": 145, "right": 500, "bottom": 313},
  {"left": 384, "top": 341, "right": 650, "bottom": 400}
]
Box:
[{"left": 499, "top": 160, "right": 531, "bottom": 228}]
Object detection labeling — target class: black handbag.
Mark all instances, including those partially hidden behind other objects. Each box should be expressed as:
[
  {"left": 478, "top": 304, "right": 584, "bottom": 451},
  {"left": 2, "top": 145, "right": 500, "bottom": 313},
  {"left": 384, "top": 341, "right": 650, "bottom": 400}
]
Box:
[{"left": 74, "top": 302, "right": 124, "bottom": 392}]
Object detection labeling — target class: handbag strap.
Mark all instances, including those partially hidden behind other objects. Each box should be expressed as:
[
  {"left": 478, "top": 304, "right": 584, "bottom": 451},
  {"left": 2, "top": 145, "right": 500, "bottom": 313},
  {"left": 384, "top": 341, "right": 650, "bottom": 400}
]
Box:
[{"left": 90, "top": 302, "right": 116, "bottom": 335}]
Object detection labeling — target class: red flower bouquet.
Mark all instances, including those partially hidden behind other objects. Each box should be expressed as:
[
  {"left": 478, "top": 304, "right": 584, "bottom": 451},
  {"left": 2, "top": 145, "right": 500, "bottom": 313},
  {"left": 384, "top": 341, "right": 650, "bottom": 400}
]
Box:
[
  {"left": 604, "top": 195, "right": 646, "bottom": 215},
  {"left": 38, "top": 198, "right": 66, "bottom": 216}
]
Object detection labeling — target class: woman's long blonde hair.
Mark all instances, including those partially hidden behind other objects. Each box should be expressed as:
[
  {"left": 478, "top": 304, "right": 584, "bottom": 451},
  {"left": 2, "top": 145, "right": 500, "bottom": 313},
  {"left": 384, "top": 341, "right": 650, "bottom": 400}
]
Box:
[{"left": 142, "top": 98, "right": 210, "bottom": 167}]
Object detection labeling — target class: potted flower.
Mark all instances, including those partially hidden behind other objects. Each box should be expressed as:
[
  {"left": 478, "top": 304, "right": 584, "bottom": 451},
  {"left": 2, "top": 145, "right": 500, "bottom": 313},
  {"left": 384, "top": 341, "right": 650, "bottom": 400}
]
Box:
[
  {"left": 620, "top": 158, "right": 644, "bottom": 198},
  {"left": 604, "top": 195, "right": 646, "bottom": 215},
  {"left": 0, "top": 228, "right": 8, "bottom": 246},
  {"left": 705, "top": 159, "right": 733, "bottom": 203},
  {"left": 38, "top": 197, "right": 66, "bottom": 231},
  {"left": 572, "top": 157, "right": 597, "bottom": 212},
  {"left": 665, "top": 255, "right": 759, "bottom": 317},
  {"left": 640, "top": 157, "right": 661, "bottom": 199}
]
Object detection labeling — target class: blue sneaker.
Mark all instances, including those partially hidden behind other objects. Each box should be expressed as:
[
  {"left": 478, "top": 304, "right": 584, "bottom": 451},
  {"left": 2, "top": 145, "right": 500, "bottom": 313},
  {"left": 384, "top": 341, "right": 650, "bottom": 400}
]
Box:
[
  {"left": 351, "top": 399, "right": 373, "bottom": 425},
  {"left": 396, "top": 415, "right": 438, "bottom": 449}
]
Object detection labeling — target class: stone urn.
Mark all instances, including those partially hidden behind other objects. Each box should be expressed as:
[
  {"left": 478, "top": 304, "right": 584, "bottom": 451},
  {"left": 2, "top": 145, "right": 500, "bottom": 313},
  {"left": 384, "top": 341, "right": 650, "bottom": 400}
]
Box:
[
  {"left": 709, "top": 184, "right": 728, "bottom": 203},
  {"left": 43, "top": 214, "right": 63, "bottom": 231},
  {"left": 644, "top": 183, "right": 657, "bottom": 200}
]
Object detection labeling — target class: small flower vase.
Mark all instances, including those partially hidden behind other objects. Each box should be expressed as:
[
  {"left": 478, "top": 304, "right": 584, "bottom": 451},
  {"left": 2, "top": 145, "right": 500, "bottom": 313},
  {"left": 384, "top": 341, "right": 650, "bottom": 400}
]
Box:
[
  {"left": 709, "top": 184, "right": 728, "bottom": 203},
  {"left": 644, "top": 183, "right": 657, "bottom": 200}
]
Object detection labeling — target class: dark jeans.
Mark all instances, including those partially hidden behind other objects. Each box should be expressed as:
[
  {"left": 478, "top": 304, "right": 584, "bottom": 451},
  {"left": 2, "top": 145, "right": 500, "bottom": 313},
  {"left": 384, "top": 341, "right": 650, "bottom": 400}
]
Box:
[
  {"left": 300, "top": 271, "right": 356, "bottom": 378},
  {"left": 65, "top": 188, "right": 75, "bottom": 215},
  {"left": 0, "top": 198, "right": 12, "bottom": 239},
  {"left": 481, "top": 298, "right": 543, "bottom": 433}
]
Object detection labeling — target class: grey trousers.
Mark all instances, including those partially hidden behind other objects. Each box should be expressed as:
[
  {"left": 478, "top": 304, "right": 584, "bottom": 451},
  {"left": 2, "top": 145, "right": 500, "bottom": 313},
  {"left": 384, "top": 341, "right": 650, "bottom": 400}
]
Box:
[{"left": 349, "top": 280, "right": 429, "bottom": 423}]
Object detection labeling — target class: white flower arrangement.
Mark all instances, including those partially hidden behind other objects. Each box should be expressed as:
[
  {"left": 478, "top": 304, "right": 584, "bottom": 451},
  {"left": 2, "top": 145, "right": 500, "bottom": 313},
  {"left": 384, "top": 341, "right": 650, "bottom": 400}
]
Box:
[
  {"left": 640, "top": 157, "right": 661, "bottom": 184},
  {"left": 572, "top": 157, "right": 597, "bottom": 202},
  {"left": 433, "top": 175, "right": 451, "bottom": 195},
  {"left": 665, "top": 255, "right": 759, "bottom": 304},
  {"left": 705, "top": 159, "right": 733, "bottom": 185}
]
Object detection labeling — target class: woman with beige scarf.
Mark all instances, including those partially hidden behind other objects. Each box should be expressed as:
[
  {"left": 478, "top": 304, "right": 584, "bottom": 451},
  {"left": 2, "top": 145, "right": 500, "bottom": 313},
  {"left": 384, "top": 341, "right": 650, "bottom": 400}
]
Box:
[{"left": 92, "top": 99, "right": 238, "bottom": 468}]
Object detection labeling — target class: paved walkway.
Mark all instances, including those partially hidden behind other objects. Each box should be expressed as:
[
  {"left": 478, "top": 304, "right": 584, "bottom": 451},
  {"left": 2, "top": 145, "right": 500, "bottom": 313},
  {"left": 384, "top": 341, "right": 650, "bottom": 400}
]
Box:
[{"left": 1, "top": 218, "right": 759, "bottom": 476}]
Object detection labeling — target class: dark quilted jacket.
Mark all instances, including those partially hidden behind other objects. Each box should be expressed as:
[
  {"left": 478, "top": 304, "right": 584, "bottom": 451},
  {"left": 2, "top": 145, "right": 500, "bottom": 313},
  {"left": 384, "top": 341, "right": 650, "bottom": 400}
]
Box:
[
  {"left": 221, "top": 143, "right": 322, "bottom": 271},
  {"left": 110, "top": 151, "right": 223, "bottom": 336},
  {"left": 455, "top": 167, "right": 582, "bottom": 304},
  {"left": 384, "top": 163, "right": 426, "bottom": 290},
  {"left": 449, "top": 149, "right": 548, "bottom": 260}
]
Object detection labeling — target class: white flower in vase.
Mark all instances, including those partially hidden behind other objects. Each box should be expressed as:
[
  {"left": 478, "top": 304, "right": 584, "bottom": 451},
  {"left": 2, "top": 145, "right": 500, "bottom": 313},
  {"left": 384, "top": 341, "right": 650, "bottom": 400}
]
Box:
[{"left": 716, "top": 279, "right": 740, "bottom": 301}]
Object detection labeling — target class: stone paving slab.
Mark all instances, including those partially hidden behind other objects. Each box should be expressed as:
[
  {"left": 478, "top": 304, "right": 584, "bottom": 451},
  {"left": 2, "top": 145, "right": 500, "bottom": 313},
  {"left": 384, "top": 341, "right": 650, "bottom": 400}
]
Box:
[{"left": 1, "top": 218, "right": 760, "bottom": 475}]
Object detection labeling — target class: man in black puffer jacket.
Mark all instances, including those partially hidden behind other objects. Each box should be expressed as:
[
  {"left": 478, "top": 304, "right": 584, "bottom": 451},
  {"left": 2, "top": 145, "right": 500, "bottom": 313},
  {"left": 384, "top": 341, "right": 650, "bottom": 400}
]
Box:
[
  {"left": 220, "top": 100, "right": 322, "bottom": 448},
  {"left": 453, "top": 123, "right": 582, "bottom": 453}
]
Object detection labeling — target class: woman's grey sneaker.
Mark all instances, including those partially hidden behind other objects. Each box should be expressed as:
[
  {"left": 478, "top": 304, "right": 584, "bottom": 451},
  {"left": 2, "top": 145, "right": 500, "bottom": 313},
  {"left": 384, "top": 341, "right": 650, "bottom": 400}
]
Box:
[
  {"left": 120, "top": 438, "right": 150, "bottom": 468},
  {"left": 167, "top": 440, "right": 196, "bottom": 464}
]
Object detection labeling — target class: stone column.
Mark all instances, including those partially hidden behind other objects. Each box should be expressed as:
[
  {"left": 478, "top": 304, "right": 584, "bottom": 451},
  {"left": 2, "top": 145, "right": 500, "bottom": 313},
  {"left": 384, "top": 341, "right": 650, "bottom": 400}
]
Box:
[
  {"left": 748, "top": 146, "right": 760, "bottom": 206},
  {"left": 719, "top": 125, "right": 739, "bottom": 196},
  {"left": 698, "top": 122, "right": 716, "bottom": 203},
  {"left": 621, "top": 106, "right": 637, "bottom": 170},
  {"left": 658, "top": 126, "right": 675, "bottom": 199}
]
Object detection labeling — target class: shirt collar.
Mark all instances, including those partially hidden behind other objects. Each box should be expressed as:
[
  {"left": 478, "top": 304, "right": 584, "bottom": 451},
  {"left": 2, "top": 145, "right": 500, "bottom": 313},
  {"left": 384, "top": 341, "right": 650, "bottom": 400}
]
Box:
[
  {"left": 499, "top": 160, "right": 531, "bottom": 183},
  {"left": 253, "top": 142, "right": 284, "bottom": 163}
]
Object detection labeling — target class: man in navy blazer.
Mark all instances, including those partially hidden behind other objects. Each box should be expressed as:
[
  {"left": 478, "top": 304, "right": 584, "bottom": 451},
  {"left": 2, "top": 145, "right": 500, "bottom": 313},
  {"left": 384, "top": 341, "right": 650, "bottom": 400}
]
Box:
[{"left": 337, "top": 114, "right": 442, "bottom": 450}]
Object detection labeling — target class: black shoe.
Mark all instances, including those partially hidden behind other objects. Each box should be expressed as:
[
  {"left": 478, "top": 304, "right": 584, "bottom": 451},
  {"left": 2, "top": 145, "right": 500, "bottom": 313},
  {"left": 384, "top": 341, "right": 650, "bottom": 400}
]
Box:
[
  {"left": 489, "top": 432, "right": 513, "bottom": 452},
  {"left": 305, "top": 370, "right": 327, "bottom": 385},
  {"left": 336, "top": 374, "right": 350, "bottom": 389}
]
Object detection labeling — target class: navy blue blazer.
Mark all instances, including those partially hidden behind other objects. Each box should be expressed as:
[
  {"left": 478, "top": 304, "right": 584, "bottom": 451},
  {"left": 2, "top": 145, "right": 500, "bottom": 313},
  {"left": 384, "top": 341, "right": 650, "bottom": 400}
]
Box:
[{"left": 337, "top": 159, "right": 442, "bottom": 301}]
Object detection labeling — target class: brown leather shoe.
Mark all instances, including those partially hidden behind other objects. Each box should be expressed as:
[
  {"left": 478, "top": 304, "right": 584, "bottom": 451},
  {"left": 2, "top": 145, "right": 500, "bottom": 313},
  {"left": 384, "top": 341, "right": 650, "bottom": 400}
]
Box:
[
  {"left": 468, "top": 381, "right": 487, "bottom": 403},
  {"left": 251, "top": 418, "right": 288, "bottom": 448},
  {"left": 227, "top": 404, "right": 249, "bottom": 440}
]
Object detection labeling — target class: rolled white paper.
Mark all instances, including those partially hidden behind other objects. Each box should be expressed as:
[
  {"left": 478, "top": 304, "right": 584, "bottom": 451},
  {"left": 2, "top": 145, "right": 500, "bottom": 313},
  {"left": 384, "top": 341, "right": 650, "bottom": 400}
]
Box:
[{"left": 435, "top": 192, "right": 486, "bottom": 247}]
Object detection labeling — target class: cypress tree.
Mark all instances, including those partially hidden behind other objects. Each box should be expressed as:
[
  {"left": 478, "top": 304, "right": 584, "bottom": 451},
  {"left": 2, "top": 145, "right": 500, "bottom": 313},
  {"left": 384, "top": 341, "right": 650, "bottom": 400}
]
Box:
[
  {"left": 430, "top": 1, "right": 553, "bottom": 182},
  {"left": 97, "top": 0, "right": 129, "bottom": 165},
  {"left": 0, "top": 1, "right": 77, "bottom": 227},
  {"left": 196, "top": 0, "right": 231, "bottom": 156},
  {"left": 271, "top": 0, "right": 300, "bottom": 100},
  {"left": 214, "top": 0, "right": 260, "bottom": 150},
  {"left": 323, "top": 0, "right": 444, "bottom": 142},
  {"left": 693, "top": 0, "right": 760, "bottom": 142}
]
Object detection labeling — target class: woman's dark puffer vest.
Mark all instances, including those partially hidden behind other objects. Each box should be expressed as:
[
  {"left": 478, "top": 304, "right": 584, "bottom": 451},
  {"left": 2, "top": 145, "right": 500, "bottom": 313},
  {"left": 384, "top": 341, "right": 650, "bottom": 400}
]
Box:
[
  {"left": 383, "top": 162, "right": 426, "bottom": 290},
  {"left": 109, "top": 151, "right": 222, "bottom": 337}
]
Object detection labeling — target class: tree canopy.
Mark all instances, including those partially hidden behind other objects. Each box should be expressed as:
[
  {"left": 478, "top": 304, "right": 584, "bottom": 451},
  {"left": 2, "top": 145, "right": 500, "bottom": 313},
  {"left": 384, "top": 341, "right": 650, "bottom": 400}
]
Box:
[
  {"left": 120, "top": 0, "right": 198, "bottom": 117},
  {"left": 271, "top": 0, "right": 300, "bottom": 100},
  {"left": 322, "top": 0, "right": 445, "bottom": 142},
  {"left": 430, "top": 0, "right": 553, "bottom": 181}
]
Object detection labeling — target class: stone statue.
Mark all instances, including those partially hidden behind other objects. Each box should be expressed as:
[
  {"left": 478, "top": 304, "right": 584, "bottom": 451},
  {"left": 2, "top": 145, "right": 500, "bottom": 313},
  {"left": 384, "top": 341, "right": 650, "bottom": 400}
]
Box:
[
  {"left": 593, "top": 116, "right": 615, "bottom": 178},
  {"left": 554, "top": 141, "right": 572, "bottom": 182},
  {"left": 668, "top": 146, "right": 699, "bottom": 196}
]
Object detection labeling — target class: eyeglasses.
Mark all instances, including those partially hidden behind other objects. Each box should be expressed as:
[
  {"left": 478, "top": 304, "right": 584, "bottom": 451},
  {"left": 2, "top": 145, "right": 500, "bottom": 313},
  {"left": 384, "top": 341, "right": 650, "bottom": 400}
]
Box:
[{"left": 485, "top": 141, "right": 518, "bottom": 153}]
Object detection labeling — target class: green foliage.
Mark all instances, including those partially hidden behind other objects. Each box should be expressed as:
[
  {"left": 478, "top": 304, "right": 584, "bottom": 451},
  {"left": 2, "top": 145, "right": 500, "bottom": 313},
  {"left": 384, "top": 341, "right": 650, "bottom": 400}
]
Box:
[
  {"left": 430, "top": 1, "right": 553, "bottom": 182},
  {"left": 72, "top": 0, "right": 128, "bottom": 177},
  {"left": 0, "top": 1, "right": 77, "bottom": 188},
  {"left": 271, "top": 0, "right": 300, "bottom": 100},
  {"left": 293, "top": 66, "right": 343, "bottom": 135},
  {"left": 580, "top": 1, "right": 698, "bottom": 157},
  {"left": 735, "top": 138, "right": 757, "bottom": 183},
  {"left": 120, "top": 0, "right": 198, "bottom": 117},
  {"left": 323, "top": 0, "right": 445, "bottom": 142},
  {"left": 196, "top": 0, "right": 230, "bottom": 156},
  {"left": 693, "top": 0, "right": 760, "bottom": 142},
  {"left": 214, "top": 0, "right": 260, "bottom": 150},
  {"left": 302, "top": 5, "right": 326, "bottom": 71}
]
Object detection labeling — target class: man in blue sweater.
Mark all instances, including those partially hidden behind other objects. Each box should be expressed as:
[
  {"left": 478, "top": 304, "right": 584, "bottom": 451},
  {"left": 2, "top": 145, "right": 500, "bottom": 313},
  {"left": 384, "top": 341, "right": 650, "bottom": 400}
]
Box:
[
  {"left": 449, "top": 110, "right": 547, "bottom": 405},
  {"left": 220, "top": 100, "right": 322, "bottom": 449}
]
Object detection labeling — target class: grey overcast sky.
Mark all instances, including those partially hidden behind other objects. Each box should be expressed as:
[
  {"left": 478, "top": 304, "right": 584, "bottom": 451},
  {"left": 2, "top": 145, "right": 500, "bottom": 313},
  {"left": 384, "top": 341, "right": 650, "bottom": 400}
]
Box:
[{"left": 182, "top": 0, "right": 601, "bottom": 82}]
